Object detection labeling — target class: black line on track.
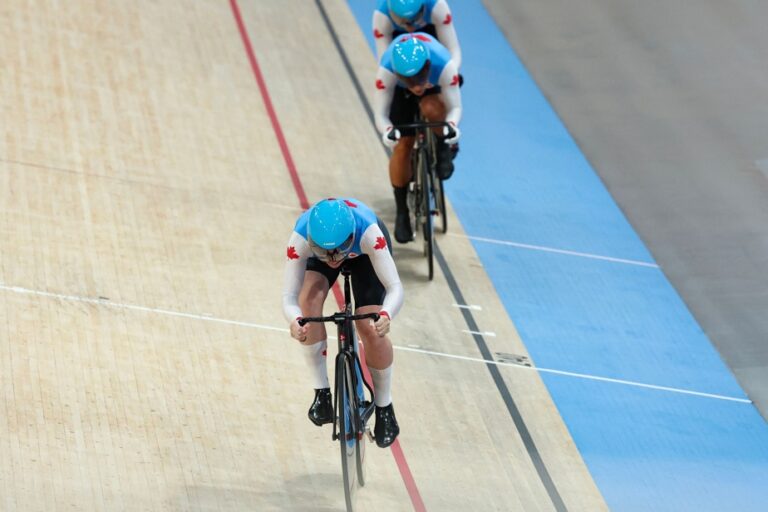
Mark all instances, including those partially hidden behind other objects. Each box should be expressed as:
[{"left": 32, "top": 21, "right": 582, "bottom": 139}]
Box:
[{"left": 315, "top": 1, "right": 567, "bottom": 510}]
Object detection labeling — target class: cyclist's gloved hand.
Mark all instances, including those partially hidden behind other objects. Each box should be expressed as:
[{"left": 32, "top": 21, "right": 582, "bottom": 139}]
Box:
[
  {"left": 374, "top": 311, "right": 391, "bottom": 337},
  {"left": 290, "top": 317, "right": 309, "bottom": 342},
  {"left": 382, "top": 126, "right": 401, "bottom": 148},
  {"left": 443, "top": 123, "right": 460, "bottom": 145}
]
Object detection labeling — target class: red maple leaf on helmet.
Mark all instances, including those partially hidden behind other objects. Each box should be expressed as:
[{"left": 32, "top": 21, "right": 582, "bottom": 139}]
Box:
[
  {"left": 343, "top": 200, "right": 358, "bottom": 208},
  {"left": 287, "top": 246, "right": 299, "bottom": 260},
  {"left": 443, "top": 13, "right": 452, "bottom": 25},
  {"left": 374, "top": 28, "right": 384, "bottom": 38},
  {"left": 374, "top": 237, "right": 387, "bottom": 250},
  {"left": 376, "top": 79, "right": 385, "bottom": 90},
  {"left": 450, "top": 74, "right": 459, "bottom": 86}
]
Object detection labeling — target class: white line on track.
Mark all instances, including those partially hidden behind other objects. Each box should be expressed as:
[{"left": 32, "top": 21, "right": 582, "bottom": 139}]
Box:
[
  {"left": 2, "top": 282, "right": 749, "bottom": 404},
  {"left": 462, "top": 329, "right": 497, "bottom": 337},
  {"left": 0, "top": 283, "right": 289, "bottom": 333},
  {"left": 453, "top": 303, "right": 483, "bottom": 311},
  {"left": 396, "top": 346, "right": 751, "bottom": 404},
  {"left": 446, "top": 233, "right": 660, "bottom": 268}
]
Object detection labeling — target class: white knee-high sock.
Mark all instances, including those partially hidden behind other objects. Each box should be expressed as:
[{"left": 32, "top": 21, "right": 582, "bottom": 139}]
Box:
[
  {"left": 302, "top": 341, "right": 329, "bottom": 389},
  {"left": 369, "top": 364, "right": 393, "bottom": 407}
]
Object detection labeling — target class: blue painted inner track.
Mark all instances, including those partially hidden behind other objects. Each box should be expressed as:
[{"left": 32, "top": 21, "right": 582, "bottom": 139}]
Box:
[{"left": 347, "top": 1, "right": 768, "bottom": 510}]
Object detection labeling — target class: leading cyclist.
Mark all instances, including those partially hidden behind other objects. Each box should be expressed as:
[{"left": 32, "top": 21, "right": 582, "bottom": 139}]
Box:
[
  {"left": 373, "top": 33, "right": 462, "bottom": 243},
  {"left": 282, "top": 198, "right": 403, "bottom": 448}
]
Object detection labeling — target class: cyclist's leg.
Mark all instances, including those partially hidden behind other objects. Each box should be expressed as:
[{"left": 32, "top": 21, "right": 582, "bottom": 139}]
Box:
[
  {"left": 389, "top": 86, "right": 418, "bottom": 243},
  {"left": 300, "top": 260, "right": 343, "bottom": 361},
  {"left": 299, "top": 259, "right": 341, "bottom": 425},
  {"left": 390, "top": 137, "right": 414, "bottom": 187},
  {"left": 348, "top": 253, "right": 392, "bottom": 378},
  {"left": 419, "top": 91, "right": 455, "bottom": 180},
  {"left": 348, "top": 249, "right": 400, "bottom": 447},
  {"left": 418, "top": 90, "right": 446, "bottom": 129}
]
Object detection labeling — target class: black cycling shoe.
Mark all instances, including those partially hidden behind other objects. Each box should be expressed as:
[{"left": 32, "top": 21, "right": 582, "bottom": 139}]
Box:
[
  {"left": 394, "top": 211, "right": 413, "bottom": 244},
  {"left": 436, "top": 140, "right": 455, "bottom": 180},
  {"left": 374, "top": 403, "right": 400, "bottom": 448},
  {"left": 308, "top": 388, "right": 333, "bottom": 426}
]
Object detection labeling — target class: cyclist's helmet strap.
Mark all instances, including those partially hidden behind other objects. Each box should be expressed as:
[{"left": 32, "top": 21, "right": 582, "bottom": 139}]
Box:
[{"left": 307, "top": 199, "right": 356, "bottom": 262}]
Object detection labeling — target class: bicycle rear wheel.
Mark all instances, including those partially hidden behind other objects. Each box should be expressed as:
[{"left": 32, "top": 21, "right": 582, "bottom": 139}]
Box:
[
  {"left": 350, "top": 331, "right": 368, "bottom": 486},
  {"left": 422, "top": 157, "right": 435, "bottom": 280},
  {"left": 353, "top": 374, "right": 368, "bottom": 483},
  {"left": 434, "top": 174, "right": 447, "bottom": 233},
  {"left": 426, "top": 129, "right": 448, "bottom": 234},
  {"left": 336, "top": 354, "right": 358, "bottom": 511}
]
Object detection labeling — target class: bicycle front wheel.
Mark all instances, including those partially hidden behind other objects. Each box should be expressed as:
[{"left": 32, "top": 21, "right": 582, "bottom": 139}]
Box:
[{"left": 336, "top": 353, "right": 358, "bottom": 511}]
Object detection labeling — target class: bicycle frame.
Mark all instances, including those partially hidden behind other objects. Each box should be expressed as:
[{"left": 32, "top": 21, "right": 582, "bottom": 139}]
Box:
[
  {"left": 298, "top": 265, "right": 378, "bottom": 509},
  {"left": 298, "top": 268, "right": 377, "bottom": 440},
  {"left": 393, "top": 119, "right": 454, "bottom": 280},
  {"left": 332, "top": 269, "right": 376, "bottom": 444}
]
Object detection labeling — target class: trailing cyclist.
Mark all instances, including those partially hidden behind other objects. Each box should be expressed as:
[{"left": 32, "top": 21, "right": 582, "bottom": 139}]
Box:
[
  {"left": 372, "top": 0, "right": 462, "bottom": 71},
  {"left": 282, "top": 198, "right": 403, "bottom": 448},
  {"left": 373, "top": 32, "right": 462, "bottom": 243}
]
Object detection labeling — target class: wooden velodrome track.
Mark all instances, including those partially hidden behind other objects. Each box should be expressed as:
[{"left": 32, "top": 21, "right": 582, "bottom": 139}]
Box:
[{"left": 0, "top": 1, "right": 606, "bottom": 510}]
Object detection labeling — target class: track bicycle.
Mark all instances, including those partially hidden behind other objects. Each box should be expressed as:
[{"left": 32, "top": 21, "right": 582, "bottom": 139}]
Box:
[
  {"left": 298, "top": 265, "right": 378, "bottom": 511},
  {"left": 391, "top": 119, "right": 455, "bottom": 280}
]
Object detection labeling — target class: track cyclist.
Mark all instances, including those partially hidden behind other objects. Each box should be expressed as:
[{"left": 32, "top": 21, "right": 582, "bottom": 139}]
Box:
[
  {"left": 282, "top": 198, "right": 403, "bottom": 448},
  {"left": 374, "top": 31, "right": 462, "bottom": 243},
  {"left": 372, "top": 0, "right": 462, "bottom": 70}
]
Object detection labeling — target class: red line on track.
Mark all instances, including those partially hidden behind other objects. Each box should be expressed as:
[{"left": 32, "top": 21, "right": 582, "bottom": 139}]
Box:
[
  {"left": 229, "top": 0, "right": 309, "bottom": 211},
  {"left": 228, "top": 2, "right": 426, "bottom": 511}
]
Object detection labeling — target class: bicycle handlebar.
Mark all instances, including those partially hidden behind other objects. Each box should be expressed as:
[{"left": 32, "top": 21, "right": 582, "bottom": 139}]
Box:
[
  {"left": 392, "top": 121, "right": 456, "bottom": 140},
  {"left": 298, "top": 312, "right": 380, "bottom": 327}
]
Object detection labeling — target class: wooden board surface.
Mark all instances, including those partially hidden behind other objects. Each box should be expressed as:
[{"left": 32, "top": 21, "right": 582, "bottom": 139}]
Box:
[{"left": 0, "top": 1, "right": 606, "bottom": 510}]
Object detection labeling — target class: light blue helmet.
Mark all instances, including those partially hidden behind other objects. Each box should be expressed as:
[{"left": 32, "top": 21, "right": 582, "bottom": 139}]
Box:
[
  {"left": 392, "top": 35, "right": 429, "bottom": 77},
  {"left": 307, "top": 199, "right": 356, "bottom": 262},
  {"left": 388, "top": 0, "right": 426, "bottom": 22}
]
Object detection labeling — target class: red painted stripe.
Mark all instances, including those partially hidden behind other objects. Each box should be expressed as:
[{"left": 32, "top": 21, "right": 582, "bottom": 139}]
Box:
[
  {"left": 229, "top": 0, "right": 309, "bottom": 211},
  {"left": 228, "top": 2, "right": 426, "bottom": 510}
]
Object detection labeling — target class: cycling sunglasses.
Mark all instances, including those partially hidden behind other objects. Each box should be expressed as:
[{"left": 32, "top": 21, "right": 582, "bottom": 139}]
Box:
[{"left": 309, "top": 234, "right": 355, "bottom": 263}]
